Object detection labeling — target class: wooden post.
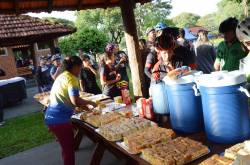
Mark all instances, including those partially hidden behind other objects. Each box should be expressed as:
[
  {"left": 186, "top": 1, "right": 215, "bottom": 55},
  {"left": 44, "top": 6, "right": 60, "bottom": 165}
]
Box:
[
  {"left": 120, "top": 0, "right": 147, "bottom": 98},
  {"left": 49, "top": 39, "right": 56, "bottom": 55},
  {"left": 31, "top": 44, "right": 38, "bottom": 66}
]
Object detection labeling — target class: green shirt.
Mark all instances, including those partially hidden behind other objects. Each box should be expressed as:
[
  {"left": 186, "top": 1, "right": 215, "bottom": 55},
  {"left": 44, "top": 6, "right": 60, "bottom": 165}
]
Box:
[{"left": 215, "top": 40, "right": 247, "bottom": 71}]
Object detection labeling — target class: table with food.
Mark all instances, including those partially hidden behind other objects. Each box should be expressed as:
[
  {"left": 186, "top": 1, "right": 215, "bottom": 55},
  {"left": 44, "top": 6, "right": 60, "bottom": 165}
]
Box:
[{"left": 34, "top": 70, "right": 250, "bottom": 165}]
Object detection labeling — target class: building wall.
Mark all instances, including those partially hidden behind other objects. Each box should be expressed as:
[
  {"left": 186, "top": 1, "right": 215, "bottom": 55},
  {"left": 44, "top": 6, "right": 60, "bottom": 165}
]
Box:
[{"left": 0, "top": 48, "right": 18, "bottom": 80}]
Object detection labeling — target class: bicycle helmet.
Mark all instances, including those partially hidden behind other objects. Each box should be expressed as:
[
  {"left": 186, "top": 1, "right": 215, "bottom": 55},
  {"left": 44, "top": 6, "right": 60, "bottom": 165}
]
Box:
[
  {"left": 155, "top": 22, "right": 168, "bottom": 31},
  {"left": 105, "top": 43, "right": 116, "bottom": 54},
  {"left": 236, "top": 17, "right": 250, "bottom": 43}
]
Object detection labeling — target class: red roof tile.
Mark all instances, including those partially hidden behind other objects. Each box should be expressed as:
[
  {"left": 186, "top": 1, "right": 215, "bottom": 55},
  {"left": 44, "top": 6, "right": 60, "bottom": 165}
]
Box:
[{"left": 0, "top": 14, "right": 76, "bottom": 47}]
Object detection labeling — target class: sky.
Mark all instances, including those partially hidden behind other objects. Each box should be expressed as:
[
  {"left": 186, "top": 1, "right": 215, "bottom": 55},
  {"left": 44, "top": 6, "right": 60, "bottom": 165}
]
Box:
[{"left": 27, "top": 0, "right": 222, "bottom": 22}]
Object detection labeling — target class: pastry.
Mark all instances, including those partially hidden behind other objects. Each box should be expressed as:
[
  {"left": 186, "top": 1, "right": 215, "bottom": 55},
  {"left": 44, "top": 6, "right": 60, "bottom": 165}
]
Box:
[
  {"left": 200, "top": 154, "right": 233, "bottom": 165},
  {"left": 142, "top": 137, "right": 209, "bottom": 165},
  {"left": 99, "top": 117, "right": 152, "bottom": 141},
  {"left": 225, "top": 143, "right": 244, "bottom": 160},
  {"left": 124, "top": 127, "right": 176, "bottom": 153},
  {"left": 118, "top": 109, "right": 133, "bottom": 118},
  {"left": 84, "top": 112, "right": 121, "bottom": 127}
]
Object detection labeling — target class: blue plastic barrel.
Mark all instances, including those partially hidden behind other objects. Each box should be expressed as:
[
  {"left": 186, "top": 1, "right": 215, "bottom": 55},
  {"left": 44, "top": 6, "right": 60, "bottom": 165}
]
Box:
[
  {"left": 200, "top": 84, "right": 250, "bottom": 144},
  {"left": 151, "top": 81, "right": 169, "bottom": 115},
  {"left": 166, "top": 83, "right": 203, "bottom": 133}
]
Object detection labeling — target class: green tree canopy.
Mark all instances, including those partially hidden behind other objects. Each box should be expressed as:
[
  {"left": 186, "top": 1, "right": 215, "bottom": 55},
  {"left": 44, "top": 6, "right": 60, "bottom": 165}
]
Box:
[
  {"left": 197, "top": 13, "right": 218, "bottom": 34},
  {"left": 135, "top": 0, "right": 172, "bottom": 37},
  {"left": 58, "top": 28, "right": 108, "bottom": 56},
  {"left": 75, "top": 0, "right": 172, "bottom": 42},
  {"left": 172, "top": 12, "right": 201, "bottom": 28},
  {"left": 215, "top": 0, "right": 245, "bottom": 24},
  {"left": 42, "top": 17, "right": 75, "bottom": 28}
]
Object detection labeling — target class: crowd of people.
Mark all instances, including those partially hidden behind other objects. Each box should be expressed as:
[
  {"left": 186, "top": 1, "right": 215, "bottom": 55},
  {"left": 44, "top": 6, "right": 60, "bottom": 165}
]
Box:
[{"left": 40, "top": 16, "right": 250, "bottom": 165}]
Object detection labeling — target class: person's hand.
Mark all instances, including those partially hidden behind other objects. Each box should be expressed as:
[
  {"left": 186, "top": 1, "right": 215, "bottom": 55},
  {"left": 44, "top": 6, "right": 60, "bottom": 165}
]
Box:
[
  {"left": 119, "top": 56, "right": 126, "bottom": 63},
  {"left": 88, "top": 101, "right": 97, "bottom": 108},
  {"left": 85, "top": 61, "right": 92, "bottom": 68},
  {"left": 116, "top": 74, "right": 121, "bottom": 81},
  {"left": 57, "top": 66, "right": 62, "bottom": 72}
]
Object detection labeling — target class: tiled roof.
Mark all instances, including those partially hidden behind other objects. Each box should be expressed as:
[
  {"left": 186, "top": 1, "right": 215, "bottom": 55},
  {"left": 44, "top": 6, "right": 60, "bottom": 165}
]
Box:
[{"left": 0, "top": 14, "right": 76, "bottom": 47}]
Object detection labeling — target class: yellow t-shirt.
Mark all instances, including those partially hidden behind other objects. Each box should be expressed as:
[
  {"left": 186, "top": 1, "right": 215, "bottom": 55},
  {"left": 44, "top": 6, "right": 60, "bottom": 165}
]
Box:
[{"left": 45, "top": 71, "right": 80, "bottom": 125}]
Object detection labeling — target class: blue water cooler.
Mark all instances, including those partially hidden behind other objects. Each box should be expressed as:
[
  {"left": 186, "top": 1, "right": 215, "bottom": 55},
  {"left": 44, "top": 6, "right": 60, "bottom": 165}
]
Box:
[
  {"left": 198, "top": 71, "right": 250, "bottom": 144},
  {"left": 164, "top": 73, "right": 204, "bottom": 133},
  {"left": 151, "top": 81, "right": 169, "bottom": 115}
]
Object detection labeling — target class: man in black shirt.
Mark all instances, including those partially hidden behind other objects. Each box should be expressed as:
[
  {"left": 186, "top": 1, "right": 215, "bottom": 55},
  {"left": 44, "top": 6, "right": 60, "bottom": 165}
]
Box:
[
  {"left": 79, "top": 55, "right": 101, "bottom": 95},
  {"left": 114, "top": 44, "right": 129, "bottom": 82}
]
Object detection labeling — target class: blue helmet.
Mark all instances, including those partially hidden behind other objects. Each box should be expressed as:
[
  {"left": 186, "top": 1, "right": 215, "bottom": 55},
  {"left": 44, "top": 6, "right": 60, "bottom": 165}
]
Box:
[{"left": 155, "top": 22, "right": 168, "bottom": 31}]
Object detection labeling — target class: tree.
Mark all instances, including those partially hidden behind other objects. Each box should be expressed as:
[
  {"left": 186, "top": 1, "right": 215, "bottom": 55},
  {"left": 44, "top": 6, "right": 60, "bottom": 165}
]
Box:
[
  {"left": 58, "top": 28, "right": 108, "bottom": 56},
  {"left": 75, "top": 0, "right": 172, "bottom": 41},
  {"left": 215, "top": 0, "right": 245, "bottom": 25},
  {"left": 102, "top": 8, "right": 123, "bottom": 44},
  {"left": 172, "top": 12, "right": 201, "bottom": 28},
  {"left": 227, "top": 0, "right": 249, "bottom": 17},
  {"left": 75, "top": 9, "right": 103, "bottom": 29},
  {"left": 135, "top": 0, "right": 172, "bottom": 37},
  {"left": 75, "top": 8, "right": 123, "bottom": 44},
  {"left": 197, "top": 13, "right": 218, "bottom": 34},
  {"left": 42, "top": 17, "right": 75, "bottom": 28}
]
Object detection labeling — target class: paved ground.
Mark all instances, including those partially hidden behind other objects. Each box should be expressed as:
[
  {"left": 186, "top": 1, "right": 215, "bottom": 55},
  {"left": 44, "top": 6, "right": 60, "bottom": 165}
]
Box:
[
  {"left": 0, "top": 136, "right": 125, "bottom": 165},
  {"left": 3, "top": 87, "right": 42, "bottom": 120}
]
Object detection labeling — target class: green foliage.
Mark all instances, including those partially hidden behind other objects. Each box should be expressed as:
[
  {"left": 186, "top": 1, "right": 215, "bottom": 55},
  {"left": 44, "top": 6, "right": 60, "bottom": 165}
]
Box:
[
  {"left": 59, "top": 27, "right": 108, "bottom": 55},
  {"left": 197, "top": 13, "right": 218, "bottom": 34},
  {"left": 172, "top": 12, "right": 201, "bottom": 28},
  {"left": 75, "top": 0, "right": 172, "bottom": 42},
  {"left": 135, "top": 0, "right": 172, "bottom": 37},
  {"left": 75, "top": 28, "right": 108, "bottom": 53},
  {"left": 75, "top": 9, "right": 103, "bottom": 29},
  {"left": 75, "top": 8, "right": 123, "bottom": 44},
  {"left": 58, "top": 35, "right": 78, "bottom": 56},
  {"left": 216, "top": 0, "right": 245, "bottom": 24},
  {"left": 42, "top": 17, "right": 75, "bottom": 28}
]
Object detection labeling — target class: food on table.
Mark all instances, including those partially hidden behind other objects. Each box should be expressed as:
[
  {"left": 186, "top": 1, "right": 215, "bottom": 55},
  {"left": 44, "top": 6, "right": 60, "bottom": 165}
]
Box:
[
  {"left": 118, "top": 109, "right": 133, "bottom": 118},
  {"left": 229, "top": 140, "right": 250, "bottom": 165},
  {"left": 97, "top": 103, "right": 107, "bottom": 110},
  {"left": 83, "top": 112, "right": 121, "bottom": 127},
  {"left": 99, "top": 117, "right": 152, "bottom": 141},
  {"left": 123, "top": 127, "right": 176, "bottom": 154},
  {"left": 199, "top": 154, "right": 233, "bottom": 165},
  {"left": 225, "top": 143, "right": 244, "bottom": 160},
  {"left": 142, "top": 137, "right": 209, "bottom": 165},
  {"left": 34, "top": 92, "right": 50, "bottom": 106},
  {"left": 232, "top": 149, "right": 250, "bottom": 165}
]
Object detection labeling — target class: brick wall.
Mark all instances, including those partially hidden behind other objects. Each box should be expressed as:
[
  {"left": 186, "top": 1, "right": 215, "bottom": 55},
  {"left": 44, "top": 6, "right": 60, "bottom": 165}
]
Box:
[{"left": 0, "top": 55, "right": 17, "bottom": 80}]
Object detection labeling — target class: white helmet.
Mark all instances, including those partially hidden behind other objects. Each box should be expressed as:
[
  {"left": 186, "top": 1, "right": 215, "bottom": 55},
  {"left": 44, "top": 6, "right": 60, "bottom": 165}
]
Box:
[{"left": 236, "top": 17, "right": 250, "bottom": 42}]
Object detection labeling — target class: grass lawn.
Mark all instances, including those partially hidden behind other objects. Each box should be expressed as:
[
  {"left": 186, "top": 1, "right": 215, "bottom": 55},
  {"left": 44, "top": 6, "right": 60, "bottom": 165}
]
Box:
[{"left": 0, "top": 112, "right": 54, "bottom": 158}]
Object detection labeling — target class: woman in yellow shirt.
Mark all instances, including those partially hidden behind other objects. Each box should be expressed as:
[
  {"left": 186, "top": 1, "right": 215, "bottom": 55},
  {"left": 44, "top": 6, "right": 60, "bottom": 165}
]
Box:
[{"left": 45, "top": 56, "right": 96, "bottom": 165}]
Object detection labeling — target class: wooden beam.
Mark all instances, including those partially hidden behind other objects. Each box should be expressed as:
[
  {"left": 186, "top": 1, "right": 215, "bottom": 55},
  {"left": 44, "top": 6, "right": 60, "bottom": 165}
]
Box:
[
  {"left": 77, "top": 0, "right": 82, "bottom": 11},
  {"left": 13, "top": 0, "right": 19, "bottom": 14},
  {"left": 104, "top": 0, "right": 110, "bottom": 9},
  {"left": 47, "top": 0, "right": 53, "bottom": 13},
  {"left": 120, "top": 0, "right": 147, "bottom": 98}
]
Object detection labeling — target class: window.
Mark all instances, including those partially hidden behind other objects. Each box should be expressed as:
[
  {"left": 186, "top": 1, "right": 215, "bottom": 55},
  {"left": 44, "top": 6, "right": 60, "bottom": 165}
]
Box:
[
  {"left": 0, "top": 48, "right": 7, "bottom": 56},
  {"left": 37, "top": 41, "right": 50, "bottom": 50}
]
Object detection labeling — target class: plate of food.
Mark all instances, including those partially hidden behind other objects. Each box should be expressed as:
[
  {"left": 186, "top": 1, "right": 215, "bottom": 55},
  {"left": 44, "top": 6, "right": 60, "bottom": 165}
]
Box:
[
  {"left": 98, "top": 117, "right": 154, "bottom": 142},
  {"left": 141, "top": 137, "right": 210, "bottom": 165}
]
